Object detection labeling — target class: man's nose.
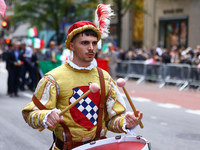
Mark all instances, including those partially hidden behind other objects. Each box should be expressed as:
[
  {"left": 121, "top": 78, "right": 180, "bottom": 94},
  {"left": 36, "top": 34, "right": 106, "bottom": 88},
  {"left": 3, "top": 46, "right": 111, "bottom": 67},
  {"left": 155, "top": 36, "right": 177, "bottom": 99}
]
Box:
[{"left": 89, "top": 43, "right": 94, "bottom": 50}]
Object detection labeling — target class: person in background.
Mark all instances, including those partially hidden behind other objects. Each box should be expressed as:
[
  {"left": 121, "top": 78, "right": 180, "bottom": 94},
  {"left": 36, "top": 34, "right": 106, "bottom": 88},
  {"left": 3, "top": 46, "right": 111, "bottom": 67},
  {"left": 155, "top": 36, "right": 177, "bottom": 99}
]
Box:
[
  {"left": 103, "top": 42, "right": 119, "bottom": 79},
  {"left": 192, "top": 45, "right": 200, "bottom": 65},
  {"left": 171, "top": 46, "right": 181, "bottom": 63},
  {"left": 7, "top": 41, "right": 22, "bottom": 97},
  {"left": 33, "top": 48, "right": 46, "bottom": 83},
  {"left": 19, "top": 43, "right": 34, "bottom": 91},
  {"left": 3, "top": 43, "right": 13, "bottom": 95},
  {"left": 161, "top": 49, "right": 171, "bottom": 64},
  {"left": 45, "top": 41, "right": 62, "bottom": 63}
]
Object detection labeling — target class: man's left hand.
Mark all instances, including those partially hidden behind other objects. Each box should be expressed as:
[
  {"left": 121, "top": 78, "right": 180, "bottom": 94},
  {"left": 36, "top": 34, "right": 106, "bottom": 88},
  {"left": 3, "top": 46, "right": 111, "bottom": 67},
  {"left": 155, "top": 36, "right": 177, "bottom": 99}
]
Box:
[{"left": 125, "top": 110, "right": 143, "bottom": 129}]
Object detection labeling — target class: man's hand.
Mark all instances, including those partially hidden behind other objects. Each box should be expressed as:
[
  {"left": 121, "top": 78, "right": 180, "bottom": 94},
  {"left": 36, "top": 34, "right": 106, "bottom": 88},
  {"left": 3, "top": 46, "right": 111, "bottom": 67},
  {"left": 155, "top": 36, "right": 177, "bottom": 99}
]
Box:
[
  {"left": 14, "top": 61, "right": 21, "bottom": 66},
  {"left": 51, "top": 58, "right": 57, "bottom": 63},
  {"left": 46, "top": 111, "right": 64, "bottom": 128},
  {"left": 125, "top": 110, "right": 143, "bottom": 129}
]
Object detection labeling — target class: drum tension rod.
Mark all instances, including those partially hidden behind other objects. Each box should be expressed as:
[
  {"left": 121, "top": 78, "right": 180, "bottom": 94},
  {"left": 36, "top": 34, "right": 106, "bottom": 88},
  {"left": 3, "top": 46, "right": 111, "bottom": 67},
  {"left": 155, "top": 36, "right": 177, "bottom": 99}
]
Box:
[
  {"left": 136, "top": 135, "right": 142, "bottom": 140},
  {"left": 115, "top": 135, "right": 121, "bottom": 140},
  {"left": 90, "top": 141, "right": 96, "bottom": 145}
]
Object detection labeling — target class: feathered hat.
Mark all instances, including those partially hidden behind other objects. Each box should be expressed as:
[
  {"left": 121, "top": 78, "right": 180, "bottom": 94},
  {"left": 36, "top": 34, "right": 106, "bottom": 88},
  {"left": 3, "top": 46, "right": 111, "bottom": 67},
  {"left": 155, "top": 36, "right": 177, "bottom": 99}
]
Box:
[{"left": 65, "top": 4, "right": 114, "bottom": 50}]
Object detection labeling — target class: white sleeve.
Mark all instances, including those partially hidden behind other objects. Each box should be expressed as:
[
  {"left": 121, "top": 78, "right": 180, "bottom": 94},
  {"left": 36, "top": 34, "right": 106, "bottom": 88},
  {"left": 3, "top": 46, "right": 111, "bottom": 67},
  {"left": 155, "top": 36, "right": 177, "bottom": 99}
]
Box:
[{"left": 42, "top": 108, "right": 62, "bottom": 128}]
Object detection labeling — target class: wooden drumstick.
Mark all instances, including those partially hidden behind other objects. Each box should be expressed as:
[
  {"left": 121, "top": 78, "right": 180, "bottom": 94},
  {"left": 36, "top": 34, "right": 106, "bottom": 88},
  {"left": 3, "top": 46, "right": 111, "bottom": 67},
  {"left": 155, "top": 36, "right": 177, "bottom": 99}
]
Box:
[
  {"left": 117, "top": 78, "right": 144, "bottom": 129},
  {"left": 38, "top": 83, "right": 100, "bottom": 132}
]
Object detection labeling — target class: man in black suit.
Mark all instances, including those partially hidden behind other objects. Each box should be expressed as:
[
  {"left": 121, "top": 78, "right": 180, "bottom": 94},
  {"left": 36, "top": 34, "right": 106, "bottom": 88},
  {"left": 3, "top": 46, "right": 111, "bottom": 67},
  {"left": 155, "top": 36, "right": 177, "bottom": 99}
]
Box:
[
  {"left": 3, "top": 43, "right": 13, "bottom": 95},
  {"left": 7, "top": 41, "right": 22, "bottom": 97}
]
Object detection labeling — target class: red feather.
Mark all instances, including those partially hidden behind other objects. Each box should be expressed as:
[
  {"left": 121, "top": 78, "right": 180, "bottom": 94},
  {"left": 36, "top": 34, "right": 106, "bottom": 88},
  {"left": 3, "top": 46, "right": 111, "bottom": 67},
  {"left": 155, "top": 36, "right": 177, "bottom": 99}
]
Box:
[{"left": 95, "top": 4, "right": 114, "bottom": 39}]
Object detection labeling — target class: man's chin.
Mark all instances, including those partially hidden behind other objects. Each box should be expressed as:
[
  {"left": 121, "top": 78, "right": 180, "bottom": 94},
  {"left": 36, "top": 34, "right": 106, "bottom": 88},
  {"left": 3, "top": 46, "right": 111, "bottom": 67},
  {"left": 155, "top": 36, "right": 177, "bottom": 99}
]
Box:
[{"left": 85, "top": 57, "right": 94, "bottom": 62}]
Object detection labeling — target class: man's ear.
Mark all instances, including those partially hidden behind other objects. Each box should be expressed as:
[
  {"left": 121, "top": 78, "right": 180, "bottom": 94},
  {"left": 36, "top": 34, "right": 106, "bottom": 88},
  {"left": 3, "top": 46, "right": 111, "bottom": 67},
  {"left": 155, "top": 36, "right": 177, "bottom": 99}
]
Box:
[{"left": 69, "top": 42, "right": 74, "bottom": 51}]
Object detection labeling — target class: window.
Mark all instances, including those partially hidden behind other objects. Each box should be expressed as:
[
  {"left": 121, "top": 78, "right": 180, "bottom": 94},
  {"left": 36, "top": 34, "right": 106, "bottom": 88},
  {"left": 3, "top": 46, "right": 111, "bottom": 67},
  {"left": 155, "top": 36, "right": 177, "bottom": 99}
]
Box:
[{"left": 159, "top": 17, "right": 188, "bottom": 51}]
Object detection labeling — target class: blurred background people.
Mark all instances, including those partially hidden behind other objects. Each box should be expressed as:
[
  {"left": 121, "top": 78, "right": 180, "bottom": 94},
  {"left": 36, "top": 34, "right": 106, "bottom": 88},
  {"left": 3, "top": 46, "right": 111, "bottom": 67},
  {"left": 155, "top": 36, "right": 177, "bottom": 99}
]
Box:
[
  {"left": 33, "top": 48, "right": 46, "bottom": 83},
  {"left": 3, "top": 43, "right": 13, "bottom": 95},
  {"left": 19, "top": 43, "right": 34, "bottom": 91},
  {"left": 103, "top": 42, "right": 119, "bottom": 79},
  {"left": 7, "top": 41, "right": 22, "bottom": 97},
  {"left": 45, "top": 41, "right": 62, "bottom": 63}
]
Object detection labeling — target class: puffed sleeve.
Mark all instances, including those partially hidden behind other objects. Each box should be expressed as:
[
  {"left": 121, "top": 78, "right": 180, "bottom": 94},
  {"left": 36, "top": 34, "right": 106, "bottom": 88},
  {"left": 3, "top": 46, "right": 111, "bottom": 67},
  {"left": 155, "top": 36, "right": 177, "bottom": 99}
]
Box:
[
  {"left": 105, "top": 78, "right": 127, "bottom": 133},
  {"left": 22, "top": 75, "right": 58, "bottom": 129}
]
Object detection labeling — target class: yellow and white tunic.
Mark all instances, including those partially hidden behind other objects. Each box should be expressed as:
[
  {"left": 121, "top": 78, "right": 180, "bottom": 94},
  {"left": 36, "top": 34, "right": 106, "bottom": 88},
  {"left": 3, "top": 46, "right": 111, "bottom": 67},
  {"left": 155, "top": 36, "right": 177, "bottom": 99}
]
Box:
[{"left": 22, "top": 59, "right": 127, "bottom": 144}]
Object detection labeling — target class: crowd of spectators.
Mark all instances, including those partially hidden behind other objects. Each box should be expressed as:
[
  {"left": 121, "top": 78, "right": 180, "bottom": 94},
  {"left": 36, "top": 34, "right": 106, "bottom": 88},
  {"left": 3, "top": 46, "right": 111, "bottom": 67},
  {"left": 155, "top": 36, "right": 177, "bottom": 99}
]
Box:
[
  {"left": 1, "top": 40, "right": 200, "bottom": 97},
  {"left": 114, "top": 45, "right": 200, "bottom": 67},
  {"left": 1, "top": 40, "right": 63, "bottom": 97}
]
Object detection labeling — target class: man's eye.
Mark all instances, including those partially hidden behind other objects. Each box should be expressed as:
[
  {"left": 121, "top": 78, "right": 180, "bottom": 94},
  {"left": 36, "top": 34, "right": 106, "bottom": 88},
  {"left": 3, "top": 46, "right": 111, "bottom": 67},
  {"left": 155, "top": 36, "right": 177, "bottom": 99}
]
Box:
[{"left": 93, "top": 42, "right": 97, "bottom": 45}]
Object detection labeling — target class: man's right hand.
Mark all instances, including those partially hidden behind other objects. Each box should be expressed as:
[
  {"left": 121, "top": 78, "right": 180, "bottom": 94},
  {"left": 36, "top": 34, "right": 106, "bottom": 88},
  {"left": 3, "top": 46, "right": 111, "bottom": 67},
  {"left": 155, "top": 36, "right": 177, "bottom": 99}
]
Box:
[
  {"left": 46, "top": 111, "right": 64, "bottom": 128},
  {"left": 51, "top": 58, "right": 57, "bottom": 63}
]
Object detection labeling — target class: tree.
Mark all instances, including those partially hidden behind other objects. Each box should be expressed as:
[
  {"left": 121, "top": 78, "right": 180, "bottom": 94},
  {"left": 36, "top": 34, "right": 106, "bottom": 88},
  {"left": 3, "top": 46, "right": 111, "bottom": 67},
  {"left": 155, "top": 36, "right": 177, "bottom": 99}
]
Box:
[
  {"left": 10, "top": 0, "right": 73, "bottom": 44},
  {"left": 10, "top": 0, "right": 104, "bottom": 45},
  {"left": 67, "top": 0, "right": 100, "bottom": 23},
  {"left": 10, "top": 0, "right": 143, "bottom": 47}
]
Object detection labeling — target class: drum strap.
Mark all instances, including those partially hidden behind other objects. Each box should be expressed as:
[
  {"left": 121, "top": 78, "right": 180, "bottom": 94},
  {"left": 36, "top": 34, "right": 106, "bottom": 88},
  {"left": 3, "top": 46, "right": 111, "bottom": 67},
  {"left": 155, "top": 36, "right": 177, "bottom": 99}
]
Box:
[
  {"left": 95, "top": 67, "right": 106, "bottom": 140},
  {"left": 32, "top": 95, "right": 73, "bottom": 150}
]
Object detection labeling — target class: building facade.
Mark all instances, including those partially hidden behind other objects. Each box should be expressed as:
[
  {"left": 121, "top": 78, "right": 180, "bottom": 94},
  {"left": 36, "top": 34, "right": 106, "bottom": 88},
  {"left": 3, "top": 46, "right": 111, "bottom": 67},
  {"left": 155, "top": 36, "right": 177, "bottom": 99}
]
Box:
[
  {"left": 118, "top": 0, "right": 200, "bottom": 51},
  {"left": 143, "top": 0, "right": 200, "bottom": 51}
]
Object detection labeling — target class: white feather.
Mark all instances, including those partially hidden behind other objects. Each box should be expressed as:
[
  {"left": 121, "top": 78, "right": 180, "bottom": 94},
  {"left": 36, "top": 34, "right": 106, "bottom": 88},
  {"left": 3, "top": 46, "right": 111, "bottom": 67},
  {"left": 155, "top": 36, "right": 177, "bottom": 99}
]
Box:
[{"left": 95, "top": 4, "right": 115, "bottom": 39}]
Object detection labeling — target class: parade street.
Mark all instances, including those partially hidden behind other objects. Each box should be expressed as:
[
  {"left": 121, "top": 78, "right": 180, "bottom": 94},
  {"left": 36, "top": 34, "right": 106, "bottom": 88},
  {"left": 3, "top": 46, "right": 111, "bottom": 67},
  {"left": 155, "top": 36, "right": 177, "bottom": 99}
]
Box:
[{"left": 0, "top": 62, "right": 200, "bottom": 150}]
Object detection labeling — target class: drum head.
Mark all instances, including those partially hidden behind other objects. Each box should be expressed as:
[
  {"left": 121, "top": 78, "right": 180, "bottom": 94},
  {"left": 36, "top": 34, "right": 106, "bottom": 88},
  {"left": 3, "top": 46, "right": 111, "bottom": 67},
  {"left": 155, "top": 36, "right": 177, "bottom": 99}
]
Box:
[{"left": 87, "top": 141, "right": 145, "bottom": 150}]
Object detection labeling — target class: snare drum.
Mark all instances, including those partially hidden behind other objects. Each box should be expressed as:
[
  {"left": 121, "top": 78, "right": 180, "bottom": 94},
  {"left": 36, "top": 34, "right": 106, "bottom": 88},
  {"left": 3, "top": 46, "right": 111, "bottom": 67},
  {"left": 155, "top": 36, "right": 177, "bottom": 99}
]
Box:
[{"left": 73, "top": 135, "right": 151, "bottom": 150}]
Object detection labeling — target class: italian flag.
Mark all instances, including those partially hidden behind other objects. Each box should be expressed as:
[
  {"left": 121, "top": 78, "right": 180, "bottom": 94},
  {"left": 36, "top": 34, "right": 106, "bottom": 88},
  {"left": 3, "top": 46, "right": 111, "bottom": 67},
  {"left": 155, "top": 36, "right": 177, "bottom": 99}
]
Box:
[
  {"left": 32, "top": 38, "right": 44, "bottom": 49},
  {"left": 25, "top": 38, "right": 32, "bottom": 46},
  {"left": 27, "top": 27, "right": 38, "bottom": 37}
]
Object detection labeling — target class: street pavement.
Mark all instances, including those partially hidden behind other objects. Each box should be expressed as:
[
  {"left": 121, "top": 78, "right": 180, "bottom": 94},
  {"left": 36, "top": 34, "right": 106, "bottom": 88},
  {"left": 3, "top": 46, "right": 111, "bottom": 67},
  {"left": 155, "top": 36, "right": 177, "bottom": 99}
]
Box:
[{"left": 117, "top": 79, "right": 200, "bottom": 111}]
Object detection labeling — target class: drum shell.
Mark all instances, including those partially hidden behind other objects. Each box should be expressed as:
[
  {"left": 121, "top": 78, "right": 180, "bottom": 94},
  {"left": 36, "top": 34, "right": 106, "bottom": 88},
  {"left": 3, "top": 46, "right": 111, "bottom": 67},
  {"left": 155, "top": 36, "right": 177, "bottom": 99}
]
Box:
[{"left": 73, "top": 136, "right": 150, "bottom": 150}]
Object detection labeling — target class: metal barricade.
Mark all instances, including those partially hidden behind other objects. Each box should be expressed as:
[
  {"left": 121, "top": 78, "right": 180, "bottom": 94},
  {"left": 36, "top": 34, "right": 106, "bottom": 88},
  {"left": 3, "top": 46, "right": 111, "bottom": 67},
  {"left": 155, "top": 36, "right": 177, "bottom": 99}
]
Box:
[
  {"left": 126, "top": 61, "right": 145, "bottom": 84},
  {"left": 116, "top": 60, "right": 199, "bottom": 91},
  {"left": 116, "top": 61, "right": 145, "bottom": 83},
  {"left": 144, "top": 63, "right": 165, "bottom": 83},
  {"left": 116, "top": 61, "right": 164, "bottom": 84},
  {"left": 116, "top": 61, "right": 129, "bottom": 78},
  {"left": 162, "top": 63, "right": 191, "bottom": 91},
  {"left": 189, "top": 65, "right": 200, "bottom": 89}
]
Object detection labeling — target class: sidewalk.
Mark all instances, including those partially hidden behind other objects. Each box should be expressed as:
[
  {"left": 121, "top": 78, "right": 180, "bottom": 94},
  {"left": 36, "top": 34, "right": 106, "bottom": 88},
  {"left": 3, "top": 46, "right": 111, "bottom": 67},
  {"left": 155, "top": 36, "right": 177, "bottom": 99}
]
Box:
[
  {"left": 118, "top": 79, "right": 200, "bottom": 110},
  {"left": 0, "top": 61, "right": 6, "bottom": 73}
]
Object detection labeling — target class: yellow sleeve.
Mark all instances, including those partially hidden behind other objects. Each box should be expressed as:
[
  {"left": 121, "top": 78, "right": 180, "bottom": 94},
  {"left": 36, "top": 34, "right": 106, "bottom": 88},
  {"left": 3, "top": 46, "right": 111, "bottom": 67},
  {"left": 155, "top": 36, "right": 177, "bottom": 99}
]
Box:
[
  {"left": 22, "top": 75, "right": 58, "bottom": 129},
  {"left": 105, "top": 78, "right": 127, "bottom": 133}
]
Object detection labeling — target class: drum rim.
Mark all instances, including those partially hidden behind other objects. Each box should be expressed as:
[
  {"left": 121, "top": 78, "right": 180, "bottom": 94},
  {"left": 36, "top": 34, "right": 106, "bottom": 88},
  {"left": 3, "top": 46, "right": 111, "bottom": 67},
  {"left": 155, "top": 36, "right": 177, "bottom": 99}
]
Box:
[{"left": 72, "top": 135, "right": 149, "bottom": 150}]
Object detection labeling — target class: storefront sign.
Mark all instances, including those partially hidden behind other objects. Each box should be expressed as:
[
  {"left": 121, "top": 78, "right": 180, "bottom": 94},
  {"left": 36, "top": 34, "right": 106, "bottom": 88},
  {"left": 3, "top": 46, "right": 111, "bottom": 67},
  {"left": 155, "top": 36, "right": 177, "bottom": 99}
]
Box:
[{"left": 163, "top": 8, "right": 183, "bottom": 14}]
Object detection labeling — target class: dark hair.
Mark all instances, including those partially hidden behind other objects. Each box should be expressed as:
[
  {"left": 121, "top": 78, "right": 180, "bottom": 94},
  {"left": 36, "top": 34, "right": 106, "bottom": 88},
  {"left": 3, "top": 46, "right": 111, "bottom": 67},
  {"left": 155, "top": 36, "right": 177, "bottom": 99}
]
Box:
[
  {"left": 8, "top": 43, "right": 13, "bottom": 47},
  {"left": 71, "top": 29, "right": 98, "bottom": 42}
]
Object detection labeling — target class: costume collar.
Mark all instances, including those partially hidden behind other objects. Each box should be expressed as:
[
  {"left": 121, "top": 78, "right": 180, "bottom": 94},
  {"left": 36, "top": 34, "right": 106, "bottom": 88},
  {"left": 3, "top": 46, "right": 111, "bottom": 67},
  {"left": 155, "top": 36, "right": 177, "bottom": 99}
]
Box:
[{"left": 67, "top": 57, "right": 97, "bottom": 70}]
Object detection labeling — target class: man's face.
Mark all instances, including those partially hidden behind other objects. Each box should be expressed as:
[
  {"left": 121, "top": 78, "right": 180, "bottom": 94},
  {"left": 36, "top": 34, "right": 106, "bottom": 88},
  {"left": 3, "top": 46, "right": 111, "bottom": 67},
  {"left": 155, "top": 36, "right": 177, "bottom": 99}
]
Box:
[
  {"left": 50, "top": 41, "right": 56, "bottom": 49},
  {"left": 20, "top": 44, "right": 25, "bottom": 50},
  {"left": 69, "top": 33, "right": 98, "bottom": 67},
  {"left": 13, "top": 42, "right": 20, "bottom": 50}
]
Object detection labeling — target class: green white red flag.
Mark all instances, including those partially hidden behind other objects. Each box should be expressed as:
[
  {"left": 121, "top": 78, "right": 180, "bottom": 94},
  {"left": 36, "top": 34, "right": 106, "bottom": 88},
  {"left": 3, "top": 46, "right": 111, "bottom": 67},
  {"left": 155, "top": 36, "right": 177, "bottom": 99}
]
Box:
[
  {"left": 32, "top": 38, "right": 44, "bottom": 49},
  {"left": 0, "top": 0, "right": 7, "bottom": 18},
  {"left": 25, "top": 38, "right": 32, "bottom": 46},
  {"left": 27, "top": 27, "right": 38, "bottom": 37}
]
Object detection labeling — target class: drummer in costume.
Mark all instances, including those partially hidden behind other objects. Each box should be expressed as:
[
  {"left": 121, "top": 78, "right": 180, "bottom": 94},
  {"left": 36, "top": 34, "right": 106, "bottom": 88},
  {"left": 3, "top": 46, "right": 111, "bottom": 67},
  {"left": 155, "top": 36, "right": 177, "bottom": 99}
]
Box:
[{"left": 22, "top": 4, "right": 143, "bottom": 150}]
